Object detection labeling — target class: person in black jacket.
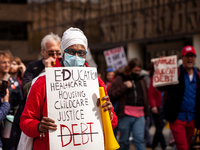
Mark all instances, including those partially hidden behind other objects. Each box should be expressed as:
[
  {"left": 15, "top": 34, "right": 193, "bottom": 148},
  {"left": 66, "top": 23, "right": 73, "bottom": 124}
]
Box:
[
  {"left": 22, "top": 33, "right": 61, "bottom": 94},
  {"left": 6, "top": 33, "right": 61, "bottom": 150},
  {"left": 158, "top": 45, "right": 200, "bottom": 150}
]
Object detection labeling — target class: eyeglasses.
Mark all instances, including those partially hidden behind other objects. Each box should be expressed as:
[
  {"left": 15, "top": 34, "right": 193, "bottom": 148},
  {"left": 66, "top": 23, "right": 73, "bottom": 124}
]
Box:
[
  {"left": 64, "top": 49, "right": 87, "bottom": 58},
  {"left": 45, "top": 50, "right": 61, "bottom": 57}
]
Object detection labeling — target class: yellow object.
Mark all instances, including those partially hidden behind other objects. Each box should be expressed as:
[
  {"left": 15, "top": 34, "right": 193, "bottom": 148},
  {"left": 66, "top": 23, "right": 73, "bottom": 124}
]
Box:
[
  {"left": 165, "top": 122, "right": 170, "bottom": 129},
  {"left": 99, "top": 87, "right": 120, "bottom": 150}
]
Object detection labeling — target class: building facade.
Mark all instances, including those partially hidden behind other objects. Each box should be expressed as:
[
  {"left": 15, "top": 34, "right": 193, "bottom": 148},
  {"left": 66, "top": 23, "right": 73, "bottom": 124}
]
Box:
[
  {"left": 1, "top": 0, "right": 200, "bottom": 73},
  {"left": 0, "top": 0, "right": 40, "bottom": 64}
]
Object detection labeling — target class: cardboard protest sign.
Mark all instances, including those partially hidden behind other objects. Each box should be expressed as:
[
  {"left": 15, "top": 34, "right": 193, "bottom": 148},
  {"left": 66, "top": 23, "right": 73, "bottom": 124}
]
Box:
[
  {"left": 46, "top": 67, "right": 104, "bottom": 150},
  {"left": 104, "top": 46, "right": 127, "bottom": 70},
  {"left": 151, "top": 55, "right": 179, "bottom": 87}
]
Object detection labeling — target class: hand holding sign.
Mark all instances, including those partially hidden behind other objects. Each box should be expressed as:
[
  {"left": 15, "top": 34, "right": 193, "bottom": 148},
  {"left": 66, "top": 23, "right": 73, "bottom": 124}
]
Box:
[
  {"left": 38, "top": 117, "right": 57, "bottom": 133},
  {"left": 46, "top": 67, "right": 105, "bottom": 150}
]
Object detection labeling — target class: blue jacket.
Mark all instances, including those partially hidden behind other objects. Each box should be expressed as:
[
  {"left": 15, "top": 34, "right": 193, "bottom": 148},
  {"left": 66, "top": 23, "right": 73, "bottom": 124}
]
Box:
[
  {"left": 0, "top": 99, "right": 10, "bottom": 147},
  {"left": 158, "top": 65, "right": 200, "bottom": 129}
]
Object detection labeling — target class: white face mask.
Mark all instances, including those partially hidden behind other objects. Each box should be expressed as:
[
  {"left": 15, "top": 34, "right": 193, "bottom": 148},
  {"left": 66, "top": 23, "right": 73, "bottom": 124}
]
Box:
[{"left": 63, "top": 53, "right": 85, "bottom": 67}]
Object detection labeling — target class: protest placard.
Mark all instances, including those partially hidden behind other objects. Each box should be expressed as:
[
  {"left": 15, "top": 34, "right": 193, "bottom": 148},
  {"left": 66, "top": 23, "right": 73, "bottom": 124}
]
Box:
[
  {"left": 104, "top": 46, "right": 127, "bottom": 70},
  {"left": 45, "top": 67, "right": 104, "bottom": 150},
  {"left": 151, "top": 55, "right": 179, "bottom": 87}
]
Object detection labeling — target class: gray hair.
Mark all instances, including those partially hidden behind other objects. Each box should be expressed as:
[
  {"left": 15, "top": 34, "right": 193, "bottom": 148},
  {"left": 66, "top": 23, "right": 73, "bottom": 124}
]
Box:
[{"left": 41, "top": 33, "right": 61, "bottom": 50}]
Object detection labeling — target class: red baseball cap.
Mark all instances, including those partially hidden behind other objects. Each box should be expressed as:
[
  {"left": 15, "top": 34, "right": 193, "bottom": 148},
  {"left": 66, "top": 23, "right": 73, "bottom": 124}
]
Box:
[{"left": 181, "top": 45, "right": 196, "bottom": 56}]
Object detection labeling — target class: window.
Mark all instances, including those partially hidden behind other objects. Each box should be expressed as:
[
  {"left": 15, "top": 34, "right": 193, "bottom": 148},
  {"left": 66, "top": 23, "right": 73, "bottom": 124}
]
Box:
[
  {"left": 0, "top": 22, "right": 28, "bottom": 40},
  {"left": 0, "top": 0, "right": 26, "bottom": 4}
]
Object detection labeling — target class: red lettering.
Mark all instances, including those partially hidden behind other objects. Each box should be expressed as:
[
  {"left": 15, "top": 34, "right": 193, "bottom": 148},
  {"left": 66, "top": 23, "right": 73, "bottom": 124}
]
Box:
[
  {"left": 155, "top": 57, "right": 176, "bottom": 66},
  {"left": 165, "top": 75, "right": 169, "bottom": 82},
  {"left": 169, "top": 75, "right": 174, "bottom": 81},
  {"left": 110, "top": 48, "right": 121, "bottom": 54},
  {"left": 154, "top": 74, "right": 175, "bottom": 83},
  {"left": 60, "top": 122, "right": 95, "bottom": 147},
  {"left": 87, "top": 122, "right": 94, "bottom": 142},
  {"left": 172, "top": 67, "right": 177, "bottom": 74},
  {"left": 81, "top": 123, "right": 89, "bottom": 145},
  {"left": 72, "top": 124, "right": 81, "bottom": 146},
  {"left": 60, "top": 124, "right": 72, "bottom": 147},
  {"left": 172, "top": 58, "right": 175, "bottom": 64},
  {"left": 160, "top": 59, "right": 166, "bottom": 64},
  {"left": 153, "top": 75, "right": 160, "bottom": 83},
  {"left": 161, "top": 68, "right": 166, "bottom": 74},
  {"left": 160, "top": 74, "right": 164, "bottom": 82},
  {"left": 155, "top": 69, "right": 160, "bottom": 75},
  {"left": 104, "top": 51, "right": 110, "bottom": 56}
]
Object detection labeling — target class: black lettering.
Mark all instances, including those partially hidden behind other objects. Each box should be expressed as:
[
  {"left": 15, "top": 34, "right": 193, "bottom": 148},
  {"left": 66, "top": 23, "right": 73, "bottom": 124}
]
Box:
[
  {"left": 55, "top": 70, "right": 62, "bottom": 81},
  {"left": 62, "top": 69, "right": 71, "bottom": 81},
  {"left": 54, "top": 101, "right": 60, "bottom": 109},
  {"left": 50, "top": 83, "right": 55, "bottom": 91}
]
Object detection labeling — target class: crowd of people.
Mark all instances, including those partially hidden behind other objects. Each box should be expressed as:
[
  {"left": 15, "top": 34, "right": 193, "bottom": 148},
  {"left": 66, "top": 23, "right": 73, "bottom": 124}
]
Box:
[
  {"left": 101, "top": 45, "right": 199, "bottom": 150},
  {"left": 0, "top": 26, "right": 198, "bottom": 150}
]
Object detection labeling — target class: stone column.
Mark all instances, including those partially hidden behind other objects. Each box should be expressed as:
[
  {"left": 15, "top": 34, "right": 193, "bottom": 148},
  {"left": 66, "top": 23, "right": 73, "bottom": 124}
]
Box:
[{"left": 193, "top": 34, "right": 200, "bottom": 68}]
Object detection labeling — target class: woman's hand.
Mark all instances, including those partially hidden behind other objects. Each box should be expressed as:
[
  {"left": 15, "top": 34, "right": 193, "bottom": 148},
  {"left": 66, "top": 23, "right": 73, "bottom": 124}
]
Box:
[
  {"left": 97, "top": 95, "right": 113, "bottom": 119},
  {"left": 38, "top": 117, "right": 57, "bottom": 133},
  {"left": 124, "top": 81, "right": 132, "bottom": 88}
]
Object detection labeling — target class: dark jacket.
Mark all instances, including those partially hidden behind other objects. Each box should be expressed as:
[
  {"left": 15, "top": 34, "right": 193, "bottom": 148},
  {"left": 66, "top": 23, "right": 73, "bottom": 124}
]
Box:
[
  {"left": 6, "top": 59, "right": 44, "bottom": 150},
  {"left": 158, "top": 65, "right": 200, "bottom": 129},
  {"left": 109, "top": 73, "right": 149, "bottom": 118},
  {"left": 0, "top": 100, "right": 10, "bottom": 147},
  {"left": 22, "top": 59, "right": 44, "bottom": 87},
  {"left": 8, "top": 76, "right": 23, "bottom": 115}
]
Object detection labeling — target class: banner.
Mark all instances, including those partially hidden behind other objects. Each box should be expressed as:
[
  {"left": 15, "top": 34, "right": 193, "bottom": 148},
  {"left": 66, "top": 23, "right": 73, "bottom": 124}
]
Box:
[
  {"left": 151, "top": 55, "right": 179, "bottom": 87},
  {"left": 103, "top": 46, "right": 127, "bottom": 70},
  {"left": 46, "top": 67, "right": 104, "bottom": 150}
]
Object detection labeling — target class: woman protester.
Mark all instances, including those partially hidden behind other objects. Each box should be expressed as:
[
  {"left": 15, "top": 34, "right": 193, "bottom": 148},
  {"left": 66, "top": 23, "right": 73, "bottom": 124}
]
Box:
[
  {"left": 20, "top": 27, "right": 118, "bottom": 150},
  {"left": 109, "top": 58, "right": 149, "bottom": 150}
]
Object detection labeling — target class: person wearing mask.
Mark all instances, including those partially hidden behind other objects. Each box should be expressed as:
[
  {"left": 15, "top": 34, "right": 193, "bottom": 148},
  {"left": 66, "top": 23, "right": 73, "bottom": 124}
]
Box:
[
  {"left": 20, "top": 27, "right": 118, "bottom": 150},
  {"left": 158, "top": 45, "right": 200, "bottom": 150},
  {"left": 109, "top": 58, "right": 149, "bottom": 150}
]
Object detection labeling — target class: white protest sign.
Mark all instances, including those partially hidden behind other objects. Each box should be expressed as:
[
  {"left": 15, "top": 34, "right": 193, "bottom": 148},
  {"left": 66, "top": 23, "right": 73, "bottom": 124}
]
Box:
[
  {"left": 103, "top": 46, "right": 127, "bottom": 70},
  {"left": 151, "top": 55, "right": 179, "bottom": 87},
  {"left": 46, "top": 67, "right": 104, "bottom": 150}
]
